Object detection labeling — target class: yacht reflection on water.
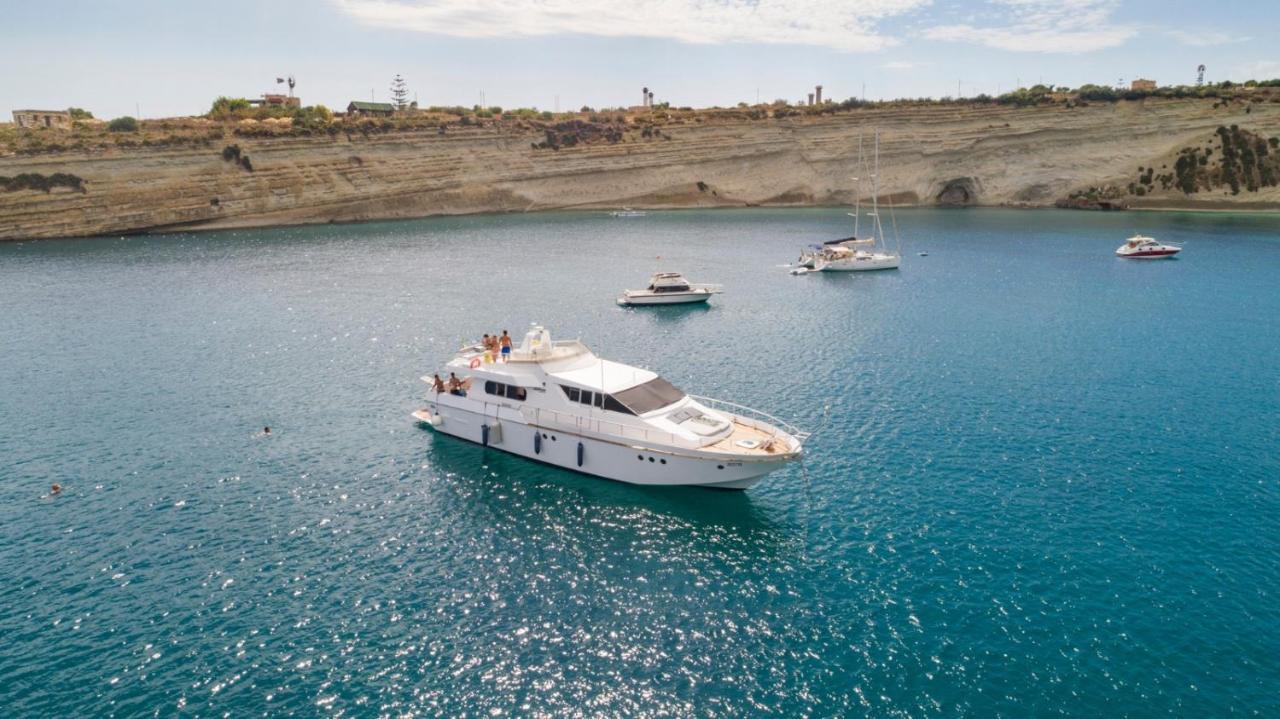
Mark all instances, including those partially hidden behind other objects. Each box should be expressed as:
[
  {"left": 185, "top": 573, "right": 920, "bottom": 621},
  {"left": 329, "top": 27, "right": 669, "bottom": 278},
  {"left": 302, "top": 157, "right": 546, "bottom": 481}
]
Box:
[{"left": 419, "top": 438, "right": 794, "bottom": 543}]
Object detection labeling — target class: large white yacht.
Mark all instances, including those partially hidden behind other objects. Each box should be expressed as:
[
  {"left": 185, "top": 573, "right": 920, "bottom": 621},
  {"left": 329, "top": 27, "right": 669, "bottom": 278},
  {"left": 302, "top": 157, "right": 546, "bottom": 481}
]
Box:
[{"left": 412, "top": 326, "right": 806, "bottom": 489}]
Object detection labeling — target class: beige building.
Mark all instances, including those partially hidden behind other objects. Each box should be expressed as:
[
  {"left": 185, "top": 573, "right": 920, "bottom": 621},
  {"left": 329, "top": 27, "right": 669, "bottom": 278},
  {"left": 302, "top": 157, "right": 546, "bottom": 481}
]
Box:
[
  {"left": 12, "top": 109, "right": 72, "bottom": 130},
  {"left": 1131, "top": 79, "right": 1157, "bottom": 91},
  {"left": 12, "top": 110, "right": 72, "bottom": 129}
]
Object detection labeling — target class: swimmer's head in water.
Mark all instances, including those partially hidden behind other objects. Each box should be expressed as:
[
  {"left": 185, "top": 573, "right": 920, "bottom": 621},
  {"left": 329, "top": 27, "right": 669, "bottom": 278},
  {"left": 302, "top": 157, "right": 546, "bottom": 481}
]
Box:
[
  {"left": 263, "top": 427, "right": 271, "bottom": 434},
  {"left": 51, "top": 483, "right": 62, "bottom": 494}
]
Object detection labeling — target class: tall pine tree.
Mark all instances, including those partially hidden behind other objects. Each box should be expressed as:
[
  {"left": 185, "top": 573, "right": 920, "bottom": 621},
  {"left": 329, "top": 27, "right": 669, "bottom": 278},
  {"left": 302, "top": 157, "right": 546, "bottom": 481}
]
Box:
[{"left": 390, "top": 75, "right": 409, "bottom": 110}]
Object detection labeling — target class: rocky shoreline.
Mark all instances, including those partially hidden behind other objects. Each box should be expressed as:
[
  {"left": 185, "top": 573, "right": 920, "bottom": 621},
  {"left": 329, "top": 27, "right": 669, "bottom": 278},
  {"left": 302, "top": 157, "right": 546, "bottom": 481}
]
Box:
[{"left": 3, "top": 97, "right": 1279, "bottom": 241}]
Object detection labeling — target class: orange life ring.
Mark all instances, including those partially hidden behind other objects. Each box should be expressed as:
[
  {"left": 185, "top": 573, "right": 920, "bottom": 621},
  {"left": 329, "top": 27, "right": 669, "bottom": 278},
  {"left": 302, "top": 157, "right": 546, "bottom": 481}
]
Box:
[{"left": 469, "top": 357, "right": 481, "bottom": 369}]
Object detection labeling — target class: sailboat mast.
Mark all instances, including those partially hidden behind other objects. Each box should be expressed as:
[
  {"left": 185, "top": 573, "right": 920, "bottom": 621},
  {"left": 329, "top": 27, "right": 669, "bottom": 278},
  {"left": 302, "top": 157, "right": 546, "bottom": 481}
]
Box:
[
  {"left": 854, "top": 132, "right": 862, "bottom": 239},
  {"left": 873, "top": 130, "right": 884, "bottom": 247}
]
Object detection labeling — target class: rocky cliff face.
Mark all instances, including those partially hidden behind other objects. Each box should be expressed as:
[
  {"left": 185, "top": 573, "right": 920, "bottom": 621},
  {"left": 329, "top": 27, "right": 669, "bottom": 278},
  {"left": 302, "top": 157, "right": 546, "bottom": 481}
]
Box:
[{"left": 3, "top": 97, "right": 1279, "bottom": 240}]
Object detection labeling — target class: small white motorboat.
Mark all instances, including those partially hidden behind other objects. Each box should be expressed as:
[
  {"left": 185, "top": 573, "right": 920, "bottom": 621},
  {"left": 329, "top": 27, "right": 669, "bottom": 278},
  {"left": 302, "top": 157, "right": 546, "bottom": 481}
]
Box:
[
  {"left": 610, "top": 208, "right": 648, "bottom": 218},
  {"left": 618, "top": 272, "right": 722, "bottom": 306},
  {"left": 1116, "top": 235, "right": 1181, "bottom": 259}
]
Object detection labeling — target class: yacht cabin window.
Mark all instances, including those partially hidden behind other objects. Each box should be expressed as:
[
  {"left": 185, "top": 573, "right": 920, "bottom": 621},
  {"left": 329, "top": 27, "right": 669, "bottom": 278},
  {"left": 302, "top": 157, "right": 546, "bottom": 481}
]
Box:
[
  {"left": 560, "top": 385, "right": 636, "bottom": 415},
  {"left": 613, "top": 377, "right": 686, "bottom": 414},
  {"left": 484, "top": 380, "right": 526, "bottom": 402}
]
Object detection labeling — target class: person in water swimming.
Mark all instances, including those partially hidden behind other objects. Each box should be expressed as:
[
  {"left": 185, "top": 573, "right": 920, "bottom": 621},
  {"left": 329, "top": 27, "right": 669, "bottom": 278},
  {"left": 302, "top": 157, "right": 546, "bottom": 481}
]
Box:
[{"left": 50, "top": 483, "right": 62, "bottom": 495}]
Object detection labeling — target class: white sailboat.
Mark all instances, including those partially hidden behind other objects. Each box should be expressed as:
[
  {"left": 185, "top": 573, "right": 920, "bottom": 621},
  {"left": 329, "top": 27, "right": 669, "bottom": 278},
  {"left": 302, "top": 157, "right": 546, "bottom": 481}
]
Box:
[{"left": 805, "top": 131, "right": 902, "bottom": 273}]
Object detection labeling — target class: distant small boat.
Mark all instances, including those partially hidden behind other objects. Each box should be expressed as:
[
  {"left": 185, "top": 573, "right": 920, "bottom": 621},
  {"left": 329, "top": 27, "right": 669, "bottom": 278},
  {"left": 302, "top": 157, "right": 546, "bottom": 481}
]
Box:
[
  {"left": 918, "top": 252, "right": 928, "bottom": 257},
  {"left": 618, "top": 272, "right": 722, "bottom": 305},
  {"left": 1116, "top": 235, "right": 1180, "bottom": 259},
  {"left": 610, "top": 208, "right": 647, "bottom": 218}
]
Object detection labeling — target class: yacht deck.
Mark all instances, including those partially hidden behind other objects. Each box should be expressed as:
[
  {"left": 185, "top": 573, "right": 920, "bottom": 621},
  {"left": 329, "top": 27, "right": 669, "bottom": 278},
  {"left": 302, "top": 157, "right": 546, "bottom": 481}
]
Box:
[{"left": 706, "top": 419, "right": 794, "bottom": 456}]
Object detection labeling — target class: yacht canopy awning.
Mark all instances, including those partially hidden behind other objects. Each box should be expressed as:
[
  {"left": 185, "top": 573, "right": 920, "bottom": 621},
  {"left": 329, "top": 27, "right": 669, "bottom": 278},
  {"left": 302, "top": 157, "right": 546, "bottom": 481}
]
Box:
[{"left": 548, "top": 358, "right": 658, "bottom": 393}]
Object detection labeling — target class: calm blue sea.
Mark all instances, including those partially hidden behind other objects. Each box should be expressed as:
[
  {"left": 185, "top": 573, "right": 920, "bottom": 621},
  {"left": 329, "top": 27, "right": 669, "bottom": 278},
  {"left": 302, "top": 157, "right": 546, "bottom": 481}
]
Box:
[{"left": 1, "top": 208, "right": 1277, "bottom": 717}]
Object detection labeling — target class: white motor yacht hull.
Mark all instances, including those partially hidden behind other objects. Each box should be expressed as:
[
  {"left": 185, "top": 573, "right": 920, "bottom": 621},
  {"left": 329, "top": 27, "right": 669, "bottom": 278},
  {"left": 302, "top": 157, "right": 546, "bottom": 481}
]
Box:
[
  {"left": 414, "top": 400, "right": 796, "bottom": 489},
  {"left": 818, "top": 254, "right": 901, "bottom": 272},
  {"left": 1115, "top": 248, "right": 1180, "bottom": 259},
  {"left": 617, "top": 291, "right": 714, "bottom": 306}
]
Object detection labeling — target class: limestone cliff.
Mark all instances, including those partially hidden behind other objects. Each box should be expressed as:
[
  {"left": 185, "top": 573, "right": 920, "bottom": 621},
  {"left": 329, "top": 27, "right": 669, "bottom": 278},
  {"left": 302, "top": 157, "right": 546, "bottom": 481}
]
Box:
[{"left": 2, "top": 97, "right": 1279, "bottom": 241}]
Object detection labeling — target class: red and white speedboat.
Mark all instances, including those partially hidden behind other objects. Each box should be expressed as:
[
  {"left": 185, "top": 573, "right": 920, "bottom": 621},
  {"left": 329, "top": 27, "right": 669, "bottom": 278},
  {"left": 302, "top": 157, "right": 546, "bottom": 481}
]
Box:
[{"left": 1115, "top": 235, "right": 1181, "bottom": 259}]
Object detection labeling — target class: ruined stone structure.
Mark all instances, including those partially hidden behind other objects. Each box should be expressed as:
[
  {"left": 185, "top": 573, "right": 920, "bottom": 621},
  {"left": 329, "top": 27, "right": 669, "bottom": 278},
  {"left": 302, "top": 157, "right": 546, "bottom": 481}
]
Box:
[{"left": 12, "top": 110, "right": 72, "bottom": 130}]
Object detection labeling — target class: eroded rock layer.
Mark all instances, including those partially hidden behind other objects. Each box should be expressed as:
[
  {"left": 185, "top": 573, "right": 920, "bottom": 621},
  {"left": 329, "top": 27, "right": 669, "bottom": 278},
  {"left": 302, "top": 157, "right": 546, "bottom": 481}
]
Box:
[{"left": 3, "top": 98, "right": 1279, "bottom": 240}]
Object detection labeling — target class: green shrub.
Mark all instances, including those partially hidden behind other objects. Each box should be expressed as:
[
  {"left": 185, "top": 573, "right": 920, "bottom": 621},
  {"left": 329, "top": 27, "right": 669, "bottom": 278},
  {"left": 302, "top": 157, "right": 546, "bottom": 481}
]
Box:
[
  {"left": 0, "top": 172, "right": 86, "bottom": 193},
  {"left": 108, "top": 116, "right": 139, "bottom": 132},
  {"left": 209, "top": 97, "right": 251, "bottom": 117}
]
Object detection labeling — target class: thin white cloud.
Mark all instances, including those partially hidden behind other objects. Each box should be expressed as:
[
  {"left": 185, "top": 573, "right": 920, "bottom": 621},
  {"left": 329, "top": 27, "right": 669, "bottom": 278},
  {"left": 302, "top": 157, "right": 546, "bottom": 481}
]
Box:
[
  {"left": 1166, "top": 29, "right": 1247, "bottom": 47},
  {"left": 1230, "top": 60, "right": 1280, "bottom": 82},
  {"left": 922, "top": 0, "right": 1134, "bottom": 53},
  {"left": 334, "top": 0, "right": 930, "bottom": 52},
  {"left": 882, "top": 60, "right": 918, "bottom": 69}
]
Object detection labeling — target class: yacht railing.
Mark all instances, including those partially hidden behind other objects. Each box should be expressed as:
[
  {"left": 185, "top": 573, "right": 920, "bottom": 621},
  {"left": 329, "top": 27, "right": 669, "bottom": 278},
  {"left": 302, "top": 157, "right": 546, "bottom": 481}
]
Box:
[
  {"left": 687, "top": 395, "right": 810, "bottom": 442},
  {"left": 522, "top": 406, "right": 688, "bottom": 449}
]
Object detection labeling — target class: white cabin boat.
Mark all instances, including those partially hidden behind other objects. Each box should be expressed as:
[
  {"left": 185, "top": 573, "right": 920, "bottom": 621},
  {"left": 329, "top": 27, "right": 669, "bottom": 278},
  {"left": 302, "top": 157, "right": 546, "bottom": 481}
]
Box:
[
  {"left": 610, "top": 208, "right": 648, "bottom": 217},
  {"left": 413, "top": 326, "right": 805, "bottom": 489},
  {"left": 1115, "top": 235, "right": 1181, "bottom": 259},
  {"left": 618, "top": 272, "right": 723, "bottom": 306}
]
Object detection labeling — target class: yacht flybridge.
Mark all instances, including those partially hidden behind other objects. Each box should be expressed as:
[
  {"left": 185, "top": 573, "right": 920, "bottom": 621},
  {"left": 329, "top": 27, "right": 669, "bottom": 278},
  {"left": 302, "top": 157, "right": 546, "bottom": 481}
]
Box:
[
  {"left": 618, "top": 272, "right": 723, "bottom": 306},
  {"left": 412, "top": 326, "right": 805, "bottom": 489}
]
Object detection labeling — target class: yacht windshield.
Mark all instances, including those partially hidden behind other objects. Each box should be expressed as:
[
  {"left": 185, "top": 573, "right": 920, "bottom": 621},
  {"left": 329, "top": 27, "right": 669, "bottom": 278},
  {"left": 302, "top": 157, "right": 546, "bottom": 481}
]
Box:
[{"left": 614, "top": 377, "right": 686, "bottom": 414}]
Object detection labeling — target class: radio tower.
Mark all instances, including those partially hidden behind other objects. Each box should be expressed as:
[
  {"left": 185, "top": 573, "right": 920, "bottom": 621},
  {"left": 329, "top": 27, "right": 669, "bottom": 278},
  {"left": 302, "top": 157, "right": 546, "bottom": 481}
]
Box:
[{"left": 1197, "top": 64, "right": 1206, "bottom": 87}]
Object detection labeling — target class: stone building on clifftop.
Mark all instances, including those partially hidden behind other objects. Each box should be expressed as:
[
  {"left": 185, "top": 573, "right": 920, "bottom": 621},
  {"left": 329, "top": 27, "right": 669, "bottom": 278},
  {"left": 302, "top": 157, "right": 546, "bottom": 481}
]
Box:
[{"left": 12, "top": 110, "right": 72, "bottom": 130}]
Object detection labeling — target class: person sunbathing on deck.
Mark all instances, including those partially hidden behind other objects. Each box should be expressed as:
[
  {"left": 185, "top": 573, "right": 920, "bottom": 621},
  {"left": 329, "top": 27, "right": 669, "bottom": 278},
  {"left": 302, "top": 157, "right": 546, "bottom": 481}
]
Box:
[{"left": 432, "top": 374, "right": 446, "bottom": 394}]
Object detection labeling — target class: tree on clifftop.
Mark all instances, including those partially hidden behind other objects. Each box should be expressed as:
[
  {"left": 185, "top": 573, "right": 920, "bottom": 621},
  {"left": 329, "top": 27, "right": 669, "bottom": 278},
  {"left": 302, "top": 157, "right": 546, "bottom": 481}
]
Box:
[{"left": 390, "top": 75, "right": 409, "bottom": 110}]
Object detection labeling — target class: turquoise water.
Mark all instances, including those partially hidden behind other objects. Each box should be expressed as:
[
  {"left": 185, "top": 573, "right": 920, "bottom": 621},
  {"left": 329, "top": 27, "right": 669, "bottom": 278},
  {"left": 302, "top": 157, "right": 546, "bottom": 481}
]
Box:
[{"left": 1, "top": 208, "right": 1277, "bottom": 716}]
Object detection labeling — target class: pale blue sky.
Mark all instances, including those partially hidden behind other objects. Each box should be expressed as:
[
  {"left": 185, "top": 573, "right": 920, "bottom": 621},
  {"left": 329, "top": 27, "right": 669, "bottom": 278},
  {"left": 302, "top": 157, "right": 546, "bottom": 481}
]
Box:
[{"left": 2, "top": 0, "right": 1275, "bottom": 120}]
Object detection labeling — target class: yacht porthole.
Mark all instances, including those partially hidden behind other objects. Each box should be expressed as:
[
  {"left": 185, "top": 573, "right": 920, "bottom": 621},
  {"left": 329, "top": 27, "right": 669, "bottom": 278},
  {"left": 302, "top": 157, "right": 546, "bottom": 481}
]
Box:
[
  {"left": 648, "top": 457, "right": 654, "bottom": 463},
  {"left": 659, "top": 459, "right": 666, "bottom": 464},
  {"left": 637, "top": 455, "right": 643, "bottom": 461},
  {"left": 717, "top": 465, "right": 724, "bottom": 470}
]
